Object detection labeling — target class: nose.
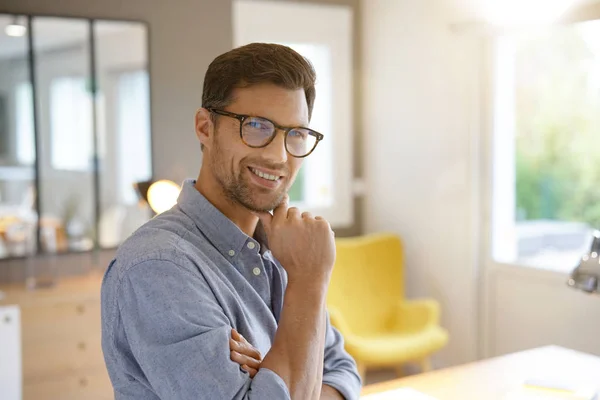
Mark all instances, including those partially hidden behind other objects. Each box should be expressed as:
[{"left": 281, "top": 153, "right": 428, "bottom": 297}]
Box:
[{"left": 262, "top": 129, "right": 288, "bottom": 164}]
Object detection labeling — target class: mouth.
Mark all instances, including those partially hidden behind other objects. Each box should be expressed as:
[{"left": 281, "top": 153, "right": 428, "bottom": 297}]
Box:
[{"left": 248, "top": 166, "right": 284, "bottom": 189}]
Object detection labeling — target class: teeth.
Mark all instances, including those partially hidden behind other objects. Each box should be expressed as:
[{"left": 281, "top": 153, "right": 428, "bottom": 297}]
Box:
[{"left": 251, "top": 168, "right": 278, "bottom": 181}]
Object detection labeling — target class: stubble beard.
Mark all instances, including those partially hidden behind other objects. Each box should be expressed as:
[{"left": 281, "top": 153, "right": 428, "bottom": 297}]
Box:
[{"left": 210, "top": 139, "right": 288, "bottom": 213}]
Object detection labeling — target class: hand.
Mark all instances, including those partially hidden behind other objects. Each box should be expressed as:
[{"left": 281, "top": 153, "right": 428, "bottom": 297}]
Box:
[
  {"left": 230, "top": 329, "right": 262, "bottom": 378},
  {"left": 256, "top": 195, "right": 335, "bottom": 288}
]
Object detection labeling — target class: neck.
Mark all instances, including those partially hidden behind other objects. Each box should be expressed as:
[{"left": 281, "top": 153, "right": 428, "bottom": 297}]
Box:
[{"left": 195, "top": 167, "right": 259, "bottom": 237}]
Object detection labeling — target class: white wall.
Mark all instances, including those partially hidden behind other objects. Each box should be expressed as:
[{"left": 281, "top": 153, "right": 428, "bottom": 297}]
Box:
[
  {"left": 489, "top": 266, "right": 600, "bottom": 357},
  {"left": 362, "top": 0, "right": 483, "bottom": 367}
]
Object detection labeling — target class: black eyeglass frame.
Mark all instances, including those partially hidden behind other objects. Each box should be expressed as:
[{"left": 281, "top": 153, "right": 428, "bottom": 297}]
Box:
[{"left": 207, "top": 108, "right": 324, "bottom": 158}]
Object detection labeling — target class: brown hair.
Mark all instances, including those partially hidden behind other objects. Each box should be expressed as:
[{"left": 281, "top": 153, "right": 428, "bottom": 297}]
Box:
[{"left": 202, "top": 43, "right": 317, "bottom": 119}]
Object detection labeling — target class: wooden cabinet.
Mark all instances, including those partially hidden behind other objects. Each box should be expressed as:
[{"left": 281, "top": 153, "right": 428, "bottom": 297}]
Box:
[{"left": 0, "top": 272, "right": 112, "bottom": 400}]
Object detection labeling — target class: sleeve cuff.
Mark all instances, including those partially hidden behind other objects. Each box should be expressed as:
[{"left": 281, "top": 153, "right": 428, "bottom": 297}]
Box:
[
  {"left": 252, "top": 368, "right": 291, "bottom": 399},
  {"left": 323, "top": 371, "right": 362, "bottom": 400}
]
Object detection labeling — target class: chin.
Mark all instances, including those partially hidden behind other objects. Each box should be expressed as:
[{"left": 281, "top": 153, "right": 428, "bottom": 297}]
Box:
[{"left": 243, "top": 192, "right": 285, "bottom": 213}]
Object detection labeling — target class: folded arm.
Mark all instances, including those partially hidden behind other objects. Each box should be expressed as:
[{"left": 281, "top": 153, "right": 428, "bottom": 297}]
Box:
[
  {"left": 116, "top": 259, "right": 349, "bottom": 399},
  {"left": 117, "top": 260, "right": 289, "bottom": 400}
]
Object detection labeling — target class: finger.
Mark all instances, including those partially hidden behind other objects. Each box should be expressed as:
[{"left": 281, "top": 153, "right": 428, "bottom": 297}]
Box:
[
  {"left": 287, "top": 207, "right": 301, "bottom": 220},
  {"left": 241, "top": 365, "right": 258, "bottom": 378},
  {"left": 238, "top": 333, "right": 250, "bottom": 345},
  {"left": 301, "top": 211, "right": 313, "bottom": 220},
  {"left": 230, "top": 338, "right": 262, "bottom": 360},
  {"left": 317, "top": 218, "right": 332, "bottom": 230},
  {"left": 231, "top": 351, "right": 261, "bottom": 369},
  {"left": 229, "top": 338, "right": 241, "bottom": 352},
  {"left": 236, "top": 334, "right": 262, "bottom": 358},
  {"left": 315, "top": 218, "right": 334, "bottom": 236},
  {"left": 231, "top": 329, "right": 242, "bottom": 341},
  {"left": 272, "top": 194, "right": 289, "bottom": 224}
]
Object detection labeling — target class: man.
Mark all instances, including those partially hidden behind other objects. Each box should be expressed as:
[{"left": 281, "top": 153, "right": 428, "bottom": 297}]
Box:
[{"left": 101, "top": 43, "right": 361, "bottom": 399}]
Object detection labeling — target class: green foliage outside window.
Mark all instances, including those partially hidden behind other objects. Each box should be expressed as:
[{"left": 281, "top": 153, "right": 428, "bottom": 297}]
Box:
[{"left": 515, "top": 24, "right": 600, "bottom": 228}]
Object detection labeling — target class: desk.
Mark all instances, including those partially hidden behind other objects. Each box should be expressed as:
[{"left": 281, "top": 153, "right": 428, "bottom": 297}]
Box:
[{"left": 361, "top": 346, "right": 600, "bottom": 399}]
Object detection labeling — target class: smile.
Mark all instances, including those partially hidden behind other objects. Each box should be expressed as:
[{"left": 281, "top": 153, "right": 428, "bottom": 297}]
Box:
[{"left": 249, "top": 167, "right": 281, "bottom": 182}]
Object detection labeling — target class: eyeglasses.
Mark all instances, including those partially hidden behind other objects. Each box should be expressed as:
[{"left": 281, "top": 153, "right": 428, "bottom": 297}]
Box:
[{"left": 207, "top": 108, "right": 324, "bottom": 158}]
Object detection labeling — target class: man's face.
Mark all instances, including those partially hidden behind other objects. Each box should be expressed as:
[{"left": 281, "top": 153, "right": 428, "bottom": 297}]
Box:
[{"left": 207, "top": 83, "right": 307, "bottom": 212}]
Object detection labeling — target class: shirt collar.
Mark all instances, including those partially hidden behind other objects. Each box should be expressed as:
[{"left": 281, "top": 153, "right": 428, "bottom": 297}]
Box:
[{"left": 176, "top": 179, "right": 270, "bottom": 260}]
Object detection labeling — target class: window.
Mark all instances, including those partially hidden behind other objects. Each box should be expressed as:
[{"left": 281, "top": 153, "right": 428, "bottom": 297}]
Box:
[
  {"left": 49, "top": 76, "right": 93, "bottom": 171},
  {"left": 492, "top": 19, "right": 600, "bottom": 272},
  {"left": 15, "top": 82, "right": 35, "bottom": 165},
  {"left": 115, "top": 70, "right": 152, "bottom": 204},
  {"left": 233, "top": 0, "right": 354, "bottom": 228},
  {"left": 283, "top": 43, "right": 333, "bottom": 209}
]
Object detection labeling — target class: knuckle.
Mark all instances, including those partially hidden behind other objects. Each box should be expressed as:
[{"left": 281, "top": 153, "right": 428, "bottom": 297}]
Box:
[{"left": 317, "top": 219, "right": 330, "bottom": 228}]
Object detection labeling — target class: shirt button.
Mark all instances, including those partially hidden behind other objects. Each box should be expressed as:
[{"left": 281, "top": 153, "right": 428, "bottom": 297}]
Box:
[
  {"left": 252, "top": 267, "right": 261, "bottom": 276},
  {"left": 228, "top": 250, "right": 235, "bottom": 257},
  {"left": 247, "top": 242, "right": 256, "bottom": 250}
]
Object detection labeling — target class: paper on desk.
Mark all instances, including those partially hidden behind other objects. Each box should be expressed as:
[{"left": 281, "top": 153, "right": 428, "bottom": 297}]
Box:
[{"left": 361, "top": 388, "right": 438, "bottom": 400}]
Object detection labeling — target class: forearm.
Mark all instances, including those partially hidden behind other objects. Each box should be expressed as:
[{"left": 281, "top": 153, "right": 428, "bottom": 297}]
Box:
[
  {"left": 311, "top": 309, "right": 327, "bottom": 399},
  {"left": 261, "top": 281, "right": 329, "bottom": 399}
]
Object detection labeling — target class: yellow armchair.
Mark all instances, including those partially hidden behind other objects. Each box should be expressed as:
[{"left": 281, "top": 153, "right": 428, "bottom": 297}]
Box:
[{"left": 327, "top": 233, "right": 448, "bottom": 380}]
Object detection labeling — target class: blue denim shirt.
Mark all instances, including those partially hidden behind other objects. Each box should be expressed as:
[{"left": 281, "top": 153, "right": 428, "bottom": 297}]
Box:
[{"left": 101, "top": 179, "right": 361, "bottom": 399}]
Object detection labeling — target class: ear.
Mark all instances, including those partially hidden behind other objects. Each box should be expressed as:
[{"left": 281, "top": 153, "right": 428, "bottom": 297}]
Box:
[{"left": 195, "top": 108, "right": 213, "bottom": 149}]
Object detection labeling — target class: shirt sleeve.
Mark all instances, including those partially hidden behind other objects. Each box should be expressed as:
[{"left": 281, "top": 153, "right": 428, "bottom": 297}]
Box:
[
  {"left": 115, "top": 259, "right": 290, "bottom": 400},
  {"left": 322, "top": 311, "right": 362, "bottom": 400}
]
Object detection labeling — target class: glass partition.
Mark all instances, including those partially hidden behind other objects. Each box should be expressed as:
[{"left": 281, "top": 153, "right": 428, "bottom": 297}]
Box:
[{"left": 0, "top": 14, "right": 152, "bottom": 261}]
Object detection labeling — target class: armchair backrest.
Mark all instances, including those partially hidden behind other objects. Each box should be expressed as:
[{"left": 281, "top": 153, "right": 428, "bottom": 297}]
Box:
[{"left": 327, "top": 233, "right": 405, "bottom": 336}]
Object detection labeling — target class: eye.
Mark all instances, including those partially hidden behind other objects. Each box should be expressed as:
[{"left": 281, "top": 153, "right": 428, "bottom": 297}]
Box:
[
  {"left": 245, "top": 118, "right": 271, "bottom": 130},
  {"left": 288, "top": 129, "right": 308, "bottom": 139},
  {"left": 248, "top": 121, "right": 264, "bottom": 129}
]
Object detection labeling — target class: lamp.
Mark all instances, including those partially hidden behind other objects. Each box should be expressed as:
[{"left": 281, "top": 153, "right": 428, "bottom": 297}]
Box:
[
  {"left": 134, "top": 180, "right": 181, "bottom": 215},
  {"left": 5, "top": 16, "right": 27, "bottom": 37},
  {"left": 567, "top": 230, "right": 600, "bottom": 294}
]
